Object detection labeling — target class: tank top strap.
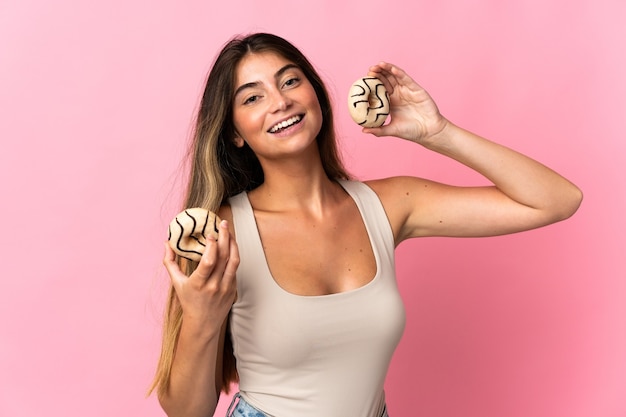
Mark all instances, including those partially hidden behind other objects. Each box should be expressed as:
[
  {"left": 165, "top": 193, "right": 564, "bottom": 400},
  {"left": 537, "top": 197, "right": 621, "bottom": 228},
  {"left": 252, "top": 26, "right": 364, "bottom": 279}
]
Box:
[
  {"left": 228, "top": 181, "right": 395, "bottom": 267},
  {"left": 228, "top": 191, "right": 256, "bottom": 239},
  {"left": 338, "top": 180, "right": 395, "bottom": 264}
]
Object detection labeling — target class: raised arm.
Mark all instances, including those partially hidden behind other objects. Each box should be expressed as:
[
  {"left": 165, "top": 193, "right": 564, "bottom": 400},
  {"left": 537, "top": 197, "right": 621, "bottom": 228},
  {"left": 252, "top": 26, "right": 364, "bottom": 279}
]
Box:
[
  {"left": 364, "top": 62, "right": 582, "bottom": 243},
  {"left": 159, "top": 218, "right": 238, "bottom": 417}
]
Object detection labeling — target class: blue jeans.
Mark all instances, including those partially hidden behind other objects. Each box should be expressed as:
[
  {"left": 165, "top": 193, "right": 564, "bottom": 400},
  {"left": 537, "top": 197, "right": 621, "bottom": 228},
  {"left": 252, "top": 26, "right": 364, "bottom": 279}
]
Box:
[{"left": 226, "top": 393, "right": 390, "bottom": 417}]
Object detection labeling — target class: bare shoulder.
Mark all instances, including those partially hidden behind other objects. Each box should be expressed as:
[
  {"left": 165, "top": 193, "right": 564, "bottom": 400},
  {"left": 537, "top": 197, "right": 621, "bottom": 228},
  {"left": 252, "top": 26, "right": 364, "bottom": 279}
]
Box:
[
  {"left": 365, "top": 176, "right": 435, "bottom": 197},
  {"left": 218, "top": 204, "right": 235, "bottom": 235},
  {"left": 218, "top": 204, "right": 233, "bottom": 222},
  {"left": 365, "top": 176, "right": 445, "bottom": 210},
  {"left": 364, "top": 176, "right": 439, "bottom": 243}
]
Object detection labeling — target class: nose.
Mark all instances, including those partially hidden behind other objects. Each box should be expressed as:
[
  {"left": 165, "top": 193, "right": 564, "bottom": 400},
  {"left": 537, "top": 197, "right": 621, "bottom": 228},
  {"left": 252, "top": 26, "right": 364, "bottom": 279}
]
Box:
[{"left": 270, "top": 88, "right": 291, "bottom": 112}]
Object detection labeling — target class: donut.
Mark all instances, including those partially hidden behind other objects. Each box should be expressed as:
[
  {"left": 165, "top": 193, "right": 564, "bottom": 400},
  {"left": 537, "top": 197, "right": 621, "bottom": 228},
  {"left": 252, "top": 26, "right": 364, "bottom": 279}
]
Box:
[
  {"left": 168, "top": 208, "right": 221, "bottom": 262},
  {"left": 347, "top": 77, "right": 390, "bottom": 128}
]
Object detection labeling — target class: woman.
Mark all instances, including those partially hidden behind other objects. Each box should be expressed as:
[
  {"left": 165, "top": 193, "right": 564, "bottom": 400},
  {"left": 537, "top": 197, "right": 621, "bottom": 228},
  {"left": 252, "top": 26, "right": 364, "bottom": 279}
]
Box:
[{"left": 150, "top": 33, "right": 582, "bottom": 417}]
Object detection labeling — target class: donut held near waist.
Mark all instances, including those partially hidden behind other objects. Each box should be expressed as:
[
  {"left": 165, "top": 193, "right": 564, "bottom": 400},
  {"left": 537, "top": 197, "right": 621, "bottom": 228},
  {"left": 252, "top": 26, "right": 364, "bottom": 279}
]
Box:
[
  {"left": 168, "top": 208, "right": 221, "bottom": 262},
  {"left": 347, "top": 76, "right": 390, "bottom": 128}
]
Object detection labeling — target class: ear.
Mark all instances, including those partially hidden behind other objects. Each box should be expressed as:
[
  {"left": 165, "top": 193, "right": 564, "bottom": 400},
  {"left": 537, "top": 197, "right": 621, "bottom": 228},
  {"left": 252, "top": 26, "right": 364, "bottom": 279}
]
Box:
[{"left": 233, "top": 134, "right": 245, "bottom": 148}]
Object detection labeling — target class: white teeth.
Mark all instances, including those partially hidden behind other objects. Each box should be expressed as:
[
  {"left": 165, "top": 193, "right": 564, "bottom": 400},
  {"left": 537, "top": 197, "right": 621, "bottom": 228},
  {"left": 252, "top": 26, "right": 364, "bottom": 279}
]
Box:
[{"left": 269, "top": 115, "right": 301, "bottom": 133}]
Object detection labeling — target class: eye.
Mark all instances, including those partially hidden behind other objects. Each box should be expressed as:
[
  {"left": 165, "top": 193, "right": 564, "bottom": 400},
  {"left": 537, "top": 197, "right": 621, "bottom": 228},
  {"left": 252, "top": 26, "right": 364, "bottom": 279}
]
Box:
[
  {"left": 283, "top": 77, "right": 300, "bottom": 88},
  {"left": 243, "top": 95, "right": 260, "bottom": 105}
]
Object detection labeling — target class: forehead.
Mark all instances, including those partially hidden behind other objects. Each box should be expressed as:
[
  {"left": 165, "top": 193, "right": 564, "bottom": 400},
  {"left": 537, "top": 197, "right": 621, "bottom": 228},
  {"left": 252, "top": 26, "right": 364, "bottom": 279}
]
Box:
[{"left": 234, "top": 51, "right": 298, "bottom": 85}]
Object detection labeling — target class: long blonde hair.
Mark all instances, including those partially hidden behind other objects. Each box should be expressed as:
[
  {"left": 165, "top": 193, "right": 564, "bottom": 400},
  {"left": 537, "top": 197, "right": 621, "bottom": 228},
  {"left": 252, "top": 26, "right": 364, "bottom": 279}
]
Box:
[{"left": 150, "top": 32, "right": 351, "bottom": 397}]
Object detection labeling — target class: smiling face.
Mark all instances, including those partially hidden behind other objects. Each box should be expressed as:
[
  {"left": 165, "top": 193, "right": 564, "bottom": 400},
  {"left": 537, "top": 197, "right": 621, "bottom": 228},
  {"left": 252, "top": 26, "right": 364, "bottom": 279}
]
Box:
[{"left": 231, "top": 51, "right": 324, "bottom": 163}]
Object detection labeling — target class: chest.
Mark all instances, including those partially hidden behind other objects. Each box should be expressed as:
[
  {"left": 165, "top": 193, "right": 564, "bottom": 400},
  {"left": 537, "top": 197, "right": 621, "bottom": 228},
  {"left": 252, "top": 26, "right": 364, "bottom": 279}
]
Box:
[
  {"left": 232, "top": 278, "right": 406, "bottom": 371},
  {"left": 254, "top": 204, "right": 377, "bottom": 296}
]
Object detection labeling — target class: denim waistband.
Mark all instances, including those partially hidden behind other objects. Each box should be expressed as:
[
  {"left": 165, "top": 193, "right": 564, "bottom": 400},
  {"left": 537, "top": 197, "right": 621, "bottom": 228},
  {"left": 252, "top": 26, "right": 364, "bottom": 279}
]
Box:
[
  {"left": 226, "top": 393, "right": 269, "bottom": 417},
  {"left": 226, "top": 392, "right": 389, "bottom": 417}
]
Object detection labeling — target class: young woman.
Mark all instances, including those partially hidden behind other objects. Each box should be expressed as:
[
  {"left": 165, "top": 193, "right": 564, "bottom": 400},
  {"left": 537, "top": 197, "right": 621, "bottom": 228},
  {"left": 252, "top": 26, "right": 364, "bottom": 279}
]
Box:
[{"left": 150, "top": 33, "right": 582, "bottom": 417}]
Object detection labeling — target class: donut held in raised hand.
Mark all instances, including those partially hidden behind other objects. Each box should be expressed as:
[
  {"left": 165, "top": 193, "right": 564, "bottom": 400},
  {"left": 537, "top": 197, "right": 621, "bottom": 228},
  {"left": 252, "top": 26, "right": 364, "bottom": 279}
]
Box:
[
  {"left": 168, "top": 208, "right": 221, "bottom": 262},
  {"left": 347, "top": 77, "right": 390, "bottom": 128}
]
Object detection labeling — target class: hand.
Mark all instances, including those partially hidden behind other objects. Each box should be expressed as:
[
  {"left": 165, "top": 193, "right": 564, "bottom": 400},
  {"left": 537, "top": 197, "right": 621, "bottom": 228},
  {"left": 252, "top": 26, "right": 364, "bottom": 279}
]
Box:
[
  {"left": 163, "top": 220, "right": 239, "bottom": 333},
  {"left": 364, "top": 62, "right": 449, "bottom": 144}
]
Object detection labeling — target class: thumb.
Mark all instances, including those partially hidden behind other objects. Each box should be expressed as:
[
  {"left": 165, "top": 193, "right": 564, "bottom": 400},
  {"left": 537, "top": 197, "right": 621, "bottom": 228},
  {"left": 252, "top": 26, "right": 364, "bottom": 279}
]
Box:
[
  {"left": 163, "top": 242, "right": 187, "bottom": 289},
  {"left": 362, "top": 124, "right": 392, "bottom": 138}
]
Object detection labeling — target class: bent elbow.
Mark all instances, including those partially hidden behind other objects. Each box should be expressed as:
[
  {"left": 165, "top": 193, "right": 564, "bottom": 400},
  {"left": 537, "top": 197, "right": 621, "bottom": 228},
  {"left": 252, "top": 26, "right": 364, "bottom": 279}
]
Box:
[{"left": 552, "top": 184, "right": 584, "bottom": 222}]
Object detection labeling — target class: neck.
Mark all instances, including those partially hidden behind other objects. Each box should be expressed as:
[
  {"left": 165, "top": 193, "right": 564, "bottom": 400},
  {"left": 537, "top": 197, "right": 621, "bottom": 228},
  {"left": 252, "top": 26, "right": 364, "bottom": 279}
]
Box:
[{"left": 251, "top": 154, "right": 343, "bottom": 213}]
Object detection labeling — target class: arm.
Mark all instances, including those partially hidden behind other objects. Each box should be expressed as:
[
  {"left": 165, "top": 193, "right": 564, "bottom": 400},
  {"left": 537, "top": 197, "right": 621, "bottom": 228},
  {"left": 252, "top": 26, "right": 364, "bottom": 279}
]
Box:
[
  {"left": 365, "top": 62, "right": 582, "bottom": 243},
  {"left": 159, "top": 219, "right": 238, "bottom": 417}
]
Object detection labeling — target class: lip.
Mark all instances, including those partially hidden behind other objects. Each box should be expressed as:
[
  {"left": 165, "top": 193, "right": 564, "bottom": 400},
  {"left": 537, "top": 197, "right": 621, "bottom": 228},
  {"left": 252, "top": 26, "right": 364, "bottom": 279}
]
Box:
[{"left": 267, "top": 113, "right": 304, "bottom": 134}]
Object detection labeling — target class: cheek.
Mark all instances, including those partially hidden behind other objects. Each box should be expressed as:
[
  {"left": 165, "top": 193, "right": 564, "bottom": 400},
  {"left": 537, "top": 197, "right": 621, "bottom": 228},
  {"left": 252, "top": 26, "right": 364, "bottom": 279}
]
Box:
[
  {"left": 307, "top": 88, "right": 324, "bottom": 121},
  {"left": 232, "top": 110, "right": 259, "bottom": 138},
  {"left": 310, "top": 97, "right": 324, "bottom": 132}
]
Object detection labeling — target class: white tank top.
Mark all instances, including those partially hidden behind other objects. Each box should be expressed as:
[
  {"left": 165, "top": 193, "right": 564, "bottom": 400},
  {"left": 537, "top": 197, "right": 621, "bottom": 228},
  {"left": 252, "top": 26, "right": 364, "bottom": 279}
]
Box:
[{"left": 229, "top": 180, "right": 406, "bottom": 417}]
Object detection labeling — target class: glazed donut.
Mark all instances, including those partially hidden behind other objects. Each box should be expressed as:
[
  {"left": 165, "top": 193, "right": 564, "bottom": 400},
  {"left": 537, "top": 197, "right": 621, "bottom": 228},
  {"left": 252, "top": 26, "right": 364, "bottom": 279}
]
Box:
[
  {"left": 347, "top": 77, "right": 390, "bottom": 128},
  {"left": 168, "top": 208, "right": 221, "bottom": 262}
]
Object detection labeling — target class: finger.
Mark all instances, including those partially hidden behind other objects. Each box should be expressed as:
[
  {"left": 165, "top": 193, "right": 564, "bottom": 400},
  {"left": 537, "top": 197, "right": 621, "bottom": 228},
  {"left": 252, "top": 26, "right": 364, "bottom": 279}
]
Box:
[
  {"left": 363, "top": 124, "right": 393, "bottom": 138},
  {"left": 368, "top": 61, "right": 397, "bottom": 75},
  {"left": 371, "top": 62, "right": 398, "bottom": 79},
  {"left": 221, "top": 233, "right": 240, "bottom": 290},
  {"left": 376, "top": 62, "right": 424, "bottom": 93},
  {"left": 377, "top": 62, "right": 407, "bottom": 78},
  {"left": 192, "top": 220, "right": 231, "bottom": 284},
  {"left": 191, "top": 232, "right": 219, "bottom": 281},
  {"left": 163, "top": 242, "right": 187, "bottom": 288},
  {"left": 387, "top": 64, "right": 425, "bottom": 92},
  {"left": 216, "top": 220, "right": 231, "bottom": 257},
  {"left": 368, "top": 64, "right": 395, "bottom": 93},
  {"left": 207, "top": 220, "right": 230, "bottom": 276}
]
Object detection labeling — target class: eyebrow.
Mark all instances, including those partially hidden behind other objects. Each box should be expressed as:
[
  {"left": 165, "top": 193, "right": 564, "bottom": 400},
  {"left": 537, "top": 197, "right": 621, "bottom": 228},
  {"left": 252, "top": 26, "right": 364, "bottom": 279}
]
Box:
[{"left": 234, "top": 63, "right": 301, "bottom": 98}]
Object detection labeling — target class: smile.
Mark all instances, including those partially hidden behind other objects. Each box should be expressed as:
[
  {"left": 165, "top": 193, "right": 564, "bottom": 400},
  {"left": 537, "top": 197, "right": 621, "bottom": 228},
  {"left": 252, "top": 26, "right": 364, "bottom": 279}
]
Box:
[{"left": 268, "top": 115, "right": 303, "bottom": 133}]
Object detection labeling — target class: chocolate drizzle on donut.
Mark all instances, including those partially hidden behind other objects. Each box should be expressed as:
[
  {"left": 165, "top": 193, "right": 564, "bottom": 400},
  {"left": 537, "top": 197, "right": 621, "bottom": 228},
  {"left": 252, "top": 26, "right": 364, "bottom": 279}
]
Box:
[
  {"left": 168, "top": 208, "right": 220, "bottom": 261},
  {"left": 348, "top": 77, "right": 390, "bottom": 128}
]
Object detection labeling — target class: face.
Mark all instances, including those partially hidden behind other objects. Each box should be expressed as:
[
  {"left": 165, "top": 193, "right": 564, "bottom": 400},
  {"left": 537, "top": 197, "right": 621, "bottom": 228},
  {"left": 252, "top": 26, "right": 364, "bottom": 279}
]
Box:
[{"left": 231, "top": 52, "right": 323, "bottom": 162}]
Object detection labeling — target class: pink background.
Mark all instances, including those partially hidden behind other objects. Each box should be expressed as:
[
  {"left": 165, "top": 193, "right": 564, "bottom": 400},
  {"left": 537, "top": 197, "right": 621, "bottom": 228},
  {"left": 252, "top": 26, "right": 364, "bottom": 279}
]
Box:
[{"left": 1, "top": 0, "right": 624, "bottom": 416}]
